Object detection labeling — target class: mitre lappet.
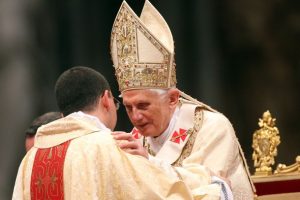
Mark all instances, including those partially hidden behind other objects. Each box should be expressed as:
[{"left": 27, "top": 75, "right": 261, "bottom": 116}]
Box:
[{"left": 110, "top": 0, "right": 176, "bottom": 92}]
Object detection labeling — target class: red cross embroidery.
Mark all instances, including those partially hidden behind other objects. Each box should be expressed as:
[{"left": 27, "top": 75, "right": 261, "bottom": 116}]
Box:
[
  {"left": 132, "top": 128, "right": 140, "bottom": 139},
  {"left": 170, "top": 128, "right": 187, "bottom": 144}
]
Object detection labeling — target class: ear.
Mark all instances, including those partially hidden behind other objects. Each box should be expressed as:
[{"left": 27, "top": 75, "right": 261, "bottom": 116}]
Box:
[
  {"left": 100, "top": 90, "right": 110, "bottom": 110},
  {"left": 168, "top": 88, "right": 179, "bottom": 108}
]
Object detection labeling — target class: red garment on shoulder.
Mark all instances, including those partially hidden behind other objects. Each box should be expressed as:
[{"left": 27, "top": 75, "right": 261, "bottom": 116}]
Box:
[{"left": 30, "top": 140, "right": 71, "bottom": 200}]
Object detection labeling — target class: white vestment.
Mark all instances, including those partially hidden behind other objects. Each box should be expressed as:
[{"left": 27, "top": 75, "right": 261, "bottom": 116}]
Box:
[
  {"left": 13, "top": 112, "right": 221, "bottom": 200},
  {"left": 133, "top": 98, "right": 255, "bottom": 200}
]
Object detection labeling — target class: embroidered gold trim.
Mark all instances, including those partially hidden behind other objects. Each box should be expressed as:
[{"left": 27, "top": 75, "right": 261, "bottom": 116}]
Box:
[
  {"left": 110, "top": 2, "right": 176, "bottom": 92},
  {"left": 172, "top": 107, "right": 203, "bottom": 167},
  {"left": 145, "top": 139, "right": 156, "bottom": 156}
]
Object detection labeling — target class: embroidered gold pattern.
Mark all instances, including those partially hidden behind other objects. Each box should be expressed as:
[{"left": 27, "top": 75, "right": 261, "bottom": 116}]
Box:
[
  {"left": 31, "top": 140, "right": 70, "bottom": 199},
  {"left": 47, "top": 148, "right": 52, "bottom": 159},
  {"left": 145, "top": 140, "right": 156, "bottom": 156},
  {"left": 111, "top": 2, "right": 176, "bottom": 92},
  {"left": 173, "top": 107, "right": 203, "bottom": 167},
  {"left": 35, "top": 176, "right": 43, "bottom": 191}
]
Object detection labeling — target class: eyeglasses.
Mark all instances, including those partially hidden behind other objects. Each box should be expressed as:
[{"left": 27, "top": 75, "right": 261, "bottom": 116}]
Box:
[{"left": 113, "top": 97, "right": 121, "bottom": 110}]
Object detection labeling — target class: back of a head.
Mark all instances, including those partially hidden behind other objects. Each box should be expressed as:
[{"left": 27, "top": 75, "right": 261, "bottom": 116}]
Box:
[
  {"left": 55, "top": 66, "right": 110, "bottom": 116},
  {"left": 25, "top": 112, "right": 62, "bottom": 136},
  {"left": 25, "top": 111, "right": 62, "bottom": 152}
]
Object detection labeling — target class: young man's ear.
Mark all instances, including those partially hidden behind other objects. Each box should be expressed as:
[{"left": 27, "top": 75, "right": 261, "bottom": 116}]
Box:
[
  {"left": 100, "top": 90, "right": 110, "bottom": 109},
  {"left": 168, "top": 88, "right": 179, "bottom": 107}
]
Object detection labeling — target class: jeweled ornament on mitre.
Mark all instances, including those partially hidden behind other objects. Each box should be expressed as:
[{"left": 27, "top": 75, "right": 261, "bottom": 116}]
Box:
[{"left": 110, "top": 0, "right": 176, "bottom": 92}]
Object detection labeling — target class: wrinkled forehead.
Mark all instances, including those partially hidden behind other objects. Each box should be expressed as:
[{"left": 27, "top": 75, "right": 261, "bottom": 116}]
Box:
[{"left": 121, "top": 89, "right": 166, "bottom": 103}]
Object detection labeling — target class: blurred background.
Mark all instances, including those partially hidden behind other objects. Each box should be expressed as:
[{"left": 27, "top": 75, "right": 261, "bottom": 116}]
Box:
[{"left": 0, "top": 0, "right": 299, "bottom": 198}]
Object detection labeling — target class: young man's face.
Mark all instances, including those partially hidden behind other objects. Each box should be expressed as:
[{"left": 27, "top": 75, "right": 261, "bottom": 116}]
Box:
[{"left": 122, "top": 89, "right": 178, "bottom": 137}]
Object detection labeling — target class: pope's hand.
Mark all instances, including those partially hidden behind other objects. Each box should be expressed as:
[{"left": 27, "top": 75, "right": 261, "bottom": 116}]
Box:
[{"left": 112, "top": 131, "right": 149, "bottom": 159}]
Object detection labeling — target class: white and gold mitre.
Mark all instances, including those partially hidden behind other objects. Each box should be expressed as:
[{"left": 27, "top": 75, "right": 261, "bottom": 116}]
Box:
[{"left": 110, "top": 0, "right": 176, "bottom": 92}]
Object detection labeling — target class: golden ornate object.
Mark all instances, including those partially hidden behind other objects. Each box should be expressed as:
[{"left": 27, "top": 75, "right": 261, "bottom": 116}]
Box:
[
  {"left": 252, "top": 110, "right": 280, "bottom": 176},
  {"left": 110, "top": 0, "right": 176, "bottom": 92},
  {"left": 274, "top": 155, "right": 300, "bottom": 175}
]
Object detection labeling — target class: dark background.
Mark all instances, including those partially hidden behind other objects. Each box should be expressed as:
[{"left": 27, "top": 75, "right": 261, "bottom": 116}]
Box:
[{"left": 0, "top": 0, "right": 299, "bottom": 198}]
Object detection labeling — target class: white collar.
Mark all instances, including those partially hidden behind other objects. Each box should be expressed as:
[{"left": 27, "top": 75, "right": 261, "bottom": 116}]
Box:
[{"left": 68, "top": 111, "right": 111, "bottom": 132}]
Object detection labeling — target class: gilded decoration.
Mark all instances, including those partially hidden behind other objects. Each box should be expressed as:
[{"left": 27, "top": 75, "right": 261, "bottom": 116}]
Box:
[
  {"left": 275, "top": 155, "right": 300, "bottom": 175},
  {"left": 252, "top": 111, "right": 280, "bottom": 176},
  {"left": 110, "top": 1, "right": 176, "bottom": 92}
]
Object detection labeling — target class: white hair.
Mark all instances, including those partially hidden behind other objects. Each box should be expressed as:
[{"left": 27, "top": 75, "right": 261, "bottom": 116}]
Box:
[
  {"left": 119, "top": 88, "right": 175, "bottom": 98},
  {"left": 148, "top": 88, "right": 168, "bottom": 95}
]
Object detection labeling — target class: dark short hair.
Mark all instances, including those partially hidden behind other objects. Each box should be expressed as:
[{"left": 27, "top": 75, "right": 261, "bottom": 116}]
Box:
[
  {"left": 55, "top": 66, "right": 110, "bottom": 116},
  {"left": 26, "top": 112, "right": 62, "bottom": 136}
]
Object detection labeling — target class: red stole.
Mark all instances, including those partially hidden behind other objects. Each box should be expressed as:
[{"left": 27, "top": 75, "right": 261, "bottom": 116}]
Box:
[{"left": 30, "top": 140, "right": 71, "bottom": 200}]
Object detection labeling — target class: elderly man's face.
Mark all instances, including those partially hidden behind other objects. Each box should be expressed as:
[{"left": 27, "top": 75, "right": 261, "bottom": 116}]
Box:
[{"left": 122, "top": 89, "right": 178, "bottom": 137}]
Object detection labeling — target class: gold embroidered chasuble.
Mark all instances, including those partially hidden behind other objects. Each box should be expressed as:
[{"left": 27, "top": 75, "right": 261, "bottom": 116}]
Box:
[
  {"left": 12, "top": 114, "right": 203, "bottom": 200},
  {"left": 134, "top": 98, "right": 256, "bottom": 200}
]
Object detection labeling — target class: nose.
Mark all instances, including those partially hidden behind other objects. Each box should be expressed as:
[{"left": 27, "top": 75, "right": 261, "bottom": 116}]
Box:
[{"left": 131, "top": 108, "right": 143, "bottom": 121}]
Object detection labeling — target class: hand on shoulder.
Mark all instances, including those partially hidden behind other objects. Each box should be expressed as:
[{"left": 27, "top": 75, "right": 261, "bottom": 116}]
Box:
[{"left": 112, "top": 131, "right": 149, "bottom": 159}]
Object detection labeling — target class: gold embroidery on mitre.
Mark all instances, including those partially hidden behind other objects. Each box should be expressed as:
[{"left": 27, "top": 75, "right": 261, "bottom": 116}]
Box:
[{"left": 110, "top": 1, "right": 176, "bottom": 92}]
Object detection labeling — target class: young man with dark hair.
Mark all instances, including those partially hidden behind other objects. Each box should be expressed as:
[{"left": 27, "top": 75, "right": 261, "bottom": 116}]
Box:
[
  {"left": 13, "top": 66, "right": 220, "bottom": 199},
  {"left": 55, "top": 66, "right": 111, "bottom": 116}
]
